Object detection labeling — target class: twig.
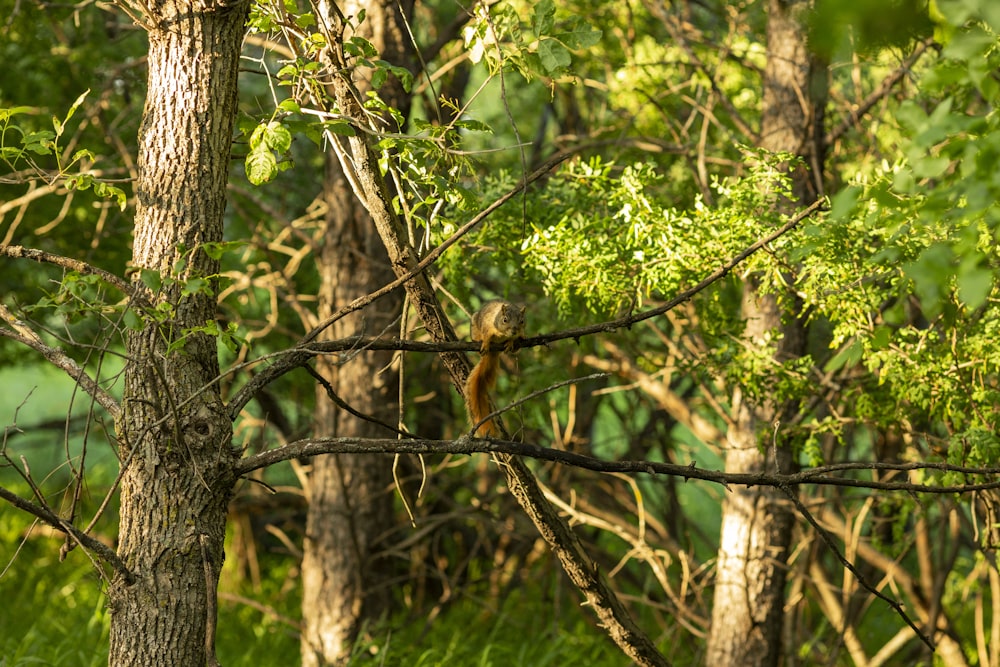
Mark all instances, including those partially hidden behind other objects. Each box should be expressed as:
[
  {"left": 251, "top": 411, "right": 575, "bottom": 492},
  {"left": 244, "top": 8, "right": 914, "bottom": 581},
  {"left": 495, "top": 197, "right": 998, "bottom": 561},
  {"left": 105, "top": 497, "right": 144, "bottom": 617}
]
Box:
[
  {"left": 0, "top": 305, "right": 121, "bottom": 418},
  {"left": 0, "top": 484, "right": 135, "bottom": 584},
  {"left": 774, "top": 482, "right": 935, "bottom": 651}
]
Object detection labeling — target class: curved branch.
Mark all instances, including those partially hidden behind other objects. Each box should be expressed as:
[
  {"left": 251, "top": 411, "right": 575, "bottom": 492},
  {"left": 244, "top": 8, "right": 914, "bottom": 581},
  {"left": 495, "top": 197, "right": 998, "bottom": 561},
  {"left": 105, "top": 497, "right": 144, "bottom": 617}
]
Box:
[
  {"left": 0, "top": 244, "right": 145, "bottom": 305},
  {"left": 226, "top": 197, "right": 827, "bottom": 417},
  {"left": 0, "top": 305, "right": 121, "bottom": 419},
  {"left": 0, "top": 484, "right": 135, "bottom": 584}
]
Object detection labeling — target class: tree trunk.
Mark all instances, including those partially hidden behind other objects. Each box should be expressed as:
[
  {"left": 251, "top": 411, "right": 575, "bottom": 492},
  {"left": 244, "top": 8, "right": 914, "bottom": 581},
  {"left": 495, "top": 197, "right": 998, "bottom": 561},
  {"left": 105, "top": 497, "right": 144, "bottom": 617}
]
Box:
[
  {"left": 706, "top": 0, "right": 825, "bottom": 665},
  {"left": 299, "top": 149, "right": 401, "bottom": 667},
  {"left": 108, "top": 2, "right": 246, "bottom": 665},
  {"left": 300, "top": 0, "right": 415, "bottom": 664}
]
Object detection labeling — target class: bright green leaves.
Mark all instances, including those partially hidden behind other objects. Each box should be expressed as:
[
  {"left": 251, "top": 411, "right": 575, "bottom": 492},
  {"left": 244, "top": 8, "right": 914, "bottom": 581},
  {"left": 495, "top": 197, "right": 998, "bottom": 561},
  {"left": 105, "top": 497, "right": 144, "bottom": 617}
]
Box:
[
  {"left": 808, "top": 0, "right": 933, "bottom": 57},
  {"left": 464, "top": 0, "right": 601, "bottom": 78},
  {"left": 344, "top": 35, "right": 414, "bottom": 92},
  {"left": 66, "top": 173, "right": 127, "bottom": 211},
  {"left": 1, "top": 90, "right": 126, "bottom": 209},
  {"left": 533, "top": 0, "right": 601, "bottom": 73},
  {"left": 245, "top": 120, "right": 293, "bottom": 186},
  {"left": 836, "top": 16, "right": 1000, "bottom": 323},
  {"left": 488, "top": 151, "right": 802, "bottom": 318}
]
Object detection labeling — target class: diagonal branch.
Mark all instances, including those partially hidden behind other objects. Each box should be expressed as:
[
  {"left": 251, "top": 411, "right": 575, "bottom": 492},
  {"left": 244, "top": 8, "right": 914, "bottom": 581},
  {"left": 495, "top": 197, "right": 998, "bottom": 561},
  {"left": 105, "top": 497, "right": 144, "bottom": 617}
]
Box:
[
  {"left": 0, "top": 304, "right": 120, "bottom": 419},
  {"left": 227, "top": 197, "right": 826, "bottom": 418},
  {"left": 308, "top": 12, "right": 669, "bottom": 663},
  {"left": 774, "top": 482, "right": 934, "bottom": 651},
  {"left": 0, "top": 484, "right": 135, "bottom": 584},
  {"left": 825, "top": 39, "right": 934, "bottom": 146}
]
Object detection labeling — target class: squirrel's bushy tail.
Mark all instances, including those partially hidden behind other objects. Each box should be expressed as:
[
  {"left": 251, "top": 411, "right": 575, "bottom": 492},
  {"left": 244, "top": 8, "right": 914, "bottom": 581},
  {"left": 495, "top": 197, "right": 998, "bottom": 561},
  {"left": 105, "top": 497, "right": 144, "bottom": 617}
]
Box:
[{"left": 465, "top": 351, "right": 501, "bottom": 436}]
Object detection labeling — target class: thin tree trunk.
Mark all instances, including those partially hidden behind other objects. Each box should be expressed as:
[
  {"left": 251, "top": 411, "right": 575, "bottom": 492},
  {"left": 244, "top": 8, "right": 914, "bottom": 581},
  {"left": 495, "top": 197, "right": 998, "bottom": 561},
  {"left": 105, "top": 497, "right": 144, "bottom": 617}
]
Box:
[
  {"left": 706, "top": 0, "right": 825, "bottom": 664},
  {"left": 109, "top": 1, "right": 246, "bottom": 665},
  {"left": 309, "top": 8, "right": 669, "bottom": 664},
  {"left": 300, "top": 1, "right": 415, "bottom": 664}
]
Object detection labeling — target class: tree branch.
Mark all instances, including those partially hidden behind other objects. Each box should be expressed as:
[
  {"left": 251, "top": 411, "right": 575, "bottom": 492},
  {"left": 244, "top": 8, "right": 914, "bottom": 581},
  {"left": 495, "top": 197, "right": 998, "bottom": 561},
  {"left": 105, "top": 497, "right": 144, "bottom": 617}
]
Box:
[
  {"left": 236, "top": 434, "right": 1000, "bottom": 495},
  {"left": 0, "top": 484, "right": 135, "bottom": 584},
  {"left": 226, "top": 197, "right": 827, "bottom": 418},
  {"left": 0, "top": 304, "right": 121, "bottom": 419},
  {"left": 775, "top": 482, "right": 934, "bottom": 651},
  {"left": 825, "top": 39, "right": 934, "bottom": 146},
  {"left": 0, "top": 244, "right": 145, "bottom": 305}
]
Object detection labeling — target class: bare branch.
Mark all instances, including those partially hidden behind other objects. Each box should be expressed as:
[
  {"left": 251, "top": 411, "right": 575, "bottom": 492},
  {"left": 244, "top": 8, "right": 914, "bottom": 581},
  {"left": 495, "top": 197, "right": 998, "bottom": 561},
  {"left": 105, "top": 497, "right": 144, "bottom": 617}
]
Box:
[
  {"left": 235, "top": 433, "right": 1000, "bottom": 496},
  {"left": 775, "top": 483, "right": 934, "bottom": 651},
  {"left": 0, "top": 304, "right": 121, "bottom": 419},
  {"left": 0, "top": 244, "right": 145, "bottom": 304},
  {"left": 0, "top": 484, "right": 135, "bottom": 584}
]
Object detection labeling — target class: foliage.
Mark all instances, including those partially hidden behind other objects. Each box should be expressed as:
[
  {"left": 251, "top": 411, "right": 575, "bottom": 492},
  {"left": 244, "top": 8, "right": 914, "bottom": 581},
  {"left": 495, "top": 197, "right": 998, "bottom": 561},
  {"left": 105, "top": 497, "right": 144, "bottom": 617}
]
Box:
[{"left": 5, "top": 0, "right": 1000, "bottom": 664}]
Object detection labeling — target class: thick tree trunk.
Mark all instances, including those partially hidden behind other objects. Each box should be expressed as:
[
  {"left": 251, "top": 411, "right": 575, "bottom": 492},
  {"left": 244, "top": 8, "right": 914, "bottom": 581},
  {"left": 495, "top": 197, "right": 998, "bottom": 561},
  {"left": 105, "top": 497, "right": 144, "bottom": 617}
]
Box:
[
  {"left": 706, "top": 0, "right": 825, "bottom": 665},
  {"left": 300, "top": 1, "right": 415, "bottom": 664},
  {"left": 108, "top": 2, "right": 246, "bottom": 665}
]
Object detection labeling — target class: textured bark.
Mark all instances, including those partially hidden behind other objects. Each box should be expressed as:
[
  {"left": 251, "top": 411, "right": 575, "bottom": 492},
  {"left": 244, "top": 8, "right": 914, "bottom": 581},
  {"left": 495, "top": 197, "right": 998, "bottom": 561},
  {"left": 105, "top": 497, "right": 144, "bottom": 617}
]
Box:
[
  {"left": 300, "top": 1, "right": 414, "bottom": 664},
  {"left": 706, "top": 0, "right": 826, "bottom": 665},
  {"left": 108, "top": 2, "right": 246, "bottom": 665},
  {"left": 300, "top": 155, "right": 400, "bottom": 666}
]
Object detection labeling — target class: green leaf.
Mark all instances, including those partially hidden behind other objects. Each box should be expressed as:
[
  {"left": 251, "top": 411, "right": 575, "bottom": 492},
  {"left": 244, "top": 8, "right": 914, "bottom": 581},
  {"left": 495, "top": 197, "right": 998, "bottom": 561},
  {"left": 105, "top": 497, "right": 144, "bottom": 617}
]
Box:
[
  {"left": 824, "top": 339, "right": 863, "bottom": 373},
  {"left": 0, "top": 105, "right": 34, "bottom": 121},
  {"left": 182, "top": 277, "right": 211, "bottom": 297},
  {"left": 63, "top": 89, "right": 90, "bottom": 127},
  {"left": 533, "top": 0, "right": 555, "bottom": 35},
  {"left": 323, "top": 120, "right": 355, "bottom": 136},
  {"left": 956, "top": 263, "right": 993, "bottom": 309},
  {"left": 538, "top": 38, "right": 571, "bottom": 72},
  {"left": 557, "top": 21, "right": 602, "bottom": 50},
  {"left": 201, "top": 240, "right": 242, "bottom": 260},
  {"left": 829, "top": 186, "right": 860, "bottom": 220},
  {"left": 911, "top": 154, "right": 951, "bottom": 179},
  {"left": 253, "top": 120, "right": 291, "bottom": 153},
  {"left": 123, "top": 309, "right": 144, "bottom": 331},
  {"left": 139, "top": 269, "right": 162, "bottom": 292},
  {"left": 246, "top": 143, "right": 278, "bottom": 185}
]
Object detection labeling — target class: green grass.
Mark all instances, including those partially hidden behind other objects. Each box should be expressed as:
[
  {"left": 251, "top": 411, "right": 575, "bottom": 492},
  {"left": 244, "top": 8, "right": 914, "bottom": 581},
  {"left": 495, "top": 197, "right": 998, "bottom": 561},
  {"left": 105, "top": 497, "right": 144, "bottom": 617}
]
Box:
[
  {"left": 0, "top": 515, "right": 633, "bottom": 667},
  {"left": 345, "top": 585, "right": 624, "bottom": 666},
  {"left": 0, "top": 527, "right": 109, "bottom": 666}
]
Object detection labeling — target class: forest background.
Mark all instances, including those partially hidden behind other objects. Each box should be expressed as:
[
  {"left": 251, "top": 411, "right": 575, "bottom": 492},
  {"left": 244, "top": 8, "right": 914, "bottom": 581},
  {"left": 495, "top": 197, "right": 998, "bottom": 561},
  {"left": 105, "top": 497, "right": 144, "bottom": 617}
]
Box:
[{"left": 2, "top": 0, "right": 1000, "bottom": 665}]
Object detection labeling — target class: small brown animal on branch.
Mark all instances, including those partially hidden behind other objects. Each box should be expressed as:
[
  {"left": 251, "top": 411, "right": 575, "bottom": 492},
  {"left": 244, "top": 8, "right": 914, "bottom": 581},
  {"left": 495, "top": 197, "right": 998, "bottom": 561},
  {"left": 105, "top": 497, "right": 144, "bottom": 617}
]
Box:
[{"left": 465, "top": 299, "right": 525, "bottom": 436}]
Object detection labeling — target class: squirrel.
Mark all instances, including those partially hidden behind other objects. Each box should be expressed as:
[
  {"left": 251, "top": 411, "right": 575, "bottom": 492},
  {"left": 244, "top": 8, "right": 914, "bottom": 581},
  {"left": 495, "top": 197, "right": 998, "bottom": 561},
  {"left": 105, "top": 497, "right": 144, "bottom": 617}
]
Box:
[{"left": 465, "top": 299, "right": 525, "bottom": 437}]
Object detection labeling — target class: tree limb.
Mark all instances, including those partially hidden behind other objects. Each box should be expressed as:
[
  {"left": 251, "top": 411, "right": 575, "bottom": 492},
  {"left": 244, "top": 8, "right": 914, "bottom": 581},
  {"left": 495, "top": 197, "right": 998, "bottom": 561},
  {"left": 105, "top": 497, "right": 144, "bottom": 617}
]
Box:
[
  {"left": 235, "top": 434, "right": 1000, "bottom": 495},
  {"left": 0, "top": 244, "right": 146, "bottom": 305},
  {"left": 226, "top": 197, "right": 827, "bottom": 418},
  {"left": 0, "top": 484, "right": 135, "bottom": 584},
  {"left": 0, "top": 304, "right": 121, "bottom": 419},
  {"left": 825, "top": 39, "right": 934, "bottom": 146}
]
